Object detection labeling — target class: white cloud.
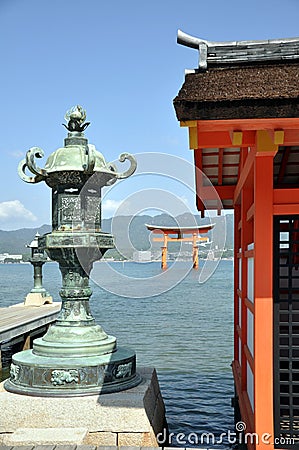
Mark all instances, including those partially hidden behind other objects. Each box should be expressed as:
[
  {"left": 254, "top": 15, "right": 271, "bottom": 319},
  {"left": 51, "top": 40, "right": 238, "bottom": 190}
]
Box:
[
  {"left": 102, "top": 198, "right": 135, "bottom": 218},
  {"left": 102, "top": 199, "right": 122, "bottom": 213},
  {"left": 9, "top": 150, "right": 24, "bottom": 159},
  {"left": 0, "top": 200, "right": 37, "bottom": 222}
]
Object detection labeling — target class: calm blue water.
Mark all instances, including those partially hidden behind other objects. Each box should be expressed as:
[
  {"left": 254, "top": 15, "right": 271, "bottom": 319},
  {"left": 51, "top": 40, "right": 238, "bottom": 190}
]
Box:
[{"left": 0, "top": 260, "right": 234, "bottom": 447}]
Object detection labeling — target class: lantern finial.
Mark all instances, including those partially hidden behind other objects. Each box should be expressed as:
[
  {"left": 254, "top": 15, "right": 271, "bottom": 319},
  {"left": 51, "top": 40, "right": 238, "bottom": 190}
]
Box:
[{"left": 63, "top": 105, "right": 90, "bottom": 132}]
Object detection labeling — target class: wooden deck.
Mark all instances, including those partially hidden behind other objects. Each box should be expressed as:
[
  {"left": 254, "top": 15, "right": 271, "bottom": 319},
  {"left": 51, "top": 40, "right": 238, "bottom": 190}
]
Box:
[
  {"left": 0, "top": 303, "right": 61, "bottom": 343},
  {"left": 0, "top": 303, "right": 61, "bottom": 370}
]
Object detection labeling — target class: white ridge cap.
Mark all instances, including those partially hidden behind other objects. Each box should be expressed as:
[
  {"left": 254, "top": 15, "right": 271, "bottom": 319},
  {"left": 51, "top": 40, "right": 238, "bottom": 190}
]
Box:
[
  {"left": 177, "top": 29, "right": 299, "bottom": 70},
  {"left": 177, "top": 29, "right": 299, "bottom": 49}
]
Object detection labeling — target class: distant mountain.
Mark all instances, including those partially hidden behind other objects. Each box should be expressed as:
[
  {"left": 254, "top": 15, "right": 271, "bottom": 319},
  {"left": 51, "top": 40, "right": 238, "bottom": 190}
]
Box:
[
  {"left": 0, "top": 213, "right": 234, "bottom": 256},
  {"left": 103, "top": 213, "right": 234, "bottom": 253},
  {"left": 0, "top": 224, "right": 51, "bottom": 254}
]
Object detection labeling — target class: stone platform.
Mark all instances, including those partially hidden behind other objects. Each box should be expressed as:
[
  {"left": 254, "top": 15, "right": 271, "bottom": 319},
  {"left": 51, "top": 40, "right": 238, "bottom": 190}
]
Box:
[{"left": 0, "top": 367, "right": 167, "bottom": 447}]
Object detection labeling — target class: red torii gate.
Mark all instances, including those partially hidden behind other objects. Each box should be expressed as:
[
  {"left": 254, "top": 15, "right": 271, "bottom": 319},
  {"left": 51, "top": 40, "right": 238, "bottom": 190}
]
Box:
[{"left": 146, "top": 223, "right": 214, "bottom": 269}]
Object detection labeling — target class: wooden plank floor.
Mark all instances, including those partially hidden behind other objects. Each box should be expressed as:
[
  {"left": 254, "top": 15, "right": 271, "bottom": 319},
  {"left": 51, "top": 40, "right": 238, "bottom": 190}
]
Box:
[{"left": 0, "top": 303, "right": 61, "bottom": 342}]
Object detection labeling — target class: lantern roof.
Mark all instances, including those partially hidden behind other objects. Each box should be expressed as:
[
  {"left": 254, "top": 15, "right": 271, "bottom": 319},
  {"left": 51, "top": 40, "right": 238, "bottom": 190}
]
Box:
[
  {"left": 27, "top": 232, "right": 40, "bottom": 249},
  {"left": 18, "top": 105, "right": 137, "bottom": 186}
]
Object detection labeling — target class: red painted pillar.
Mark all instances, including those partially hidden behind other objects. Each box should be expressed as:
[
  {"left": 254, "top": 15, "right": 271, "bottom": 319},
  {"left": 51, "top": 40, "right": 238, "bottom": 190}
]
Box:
[
  {"left": 193, "top": 233, "right": 199, "bottom": 269},
  {"left": 254, "top": 152, "right": 274, "bottom": 449},
  {"left": 161, "top": 233, "right": 168, "bottom": 270}
]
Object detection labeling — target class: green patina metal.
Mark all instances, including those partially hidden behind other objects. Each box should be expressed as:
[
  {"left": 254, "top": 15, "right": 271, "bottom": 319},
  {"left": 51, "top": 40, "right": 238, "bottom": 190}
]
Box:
[
  {"left": 5, "top": 105, "right": 140, "bottom": 396},
  {"left": 26, "top": 233, "right": 50, "bottom": 296}
]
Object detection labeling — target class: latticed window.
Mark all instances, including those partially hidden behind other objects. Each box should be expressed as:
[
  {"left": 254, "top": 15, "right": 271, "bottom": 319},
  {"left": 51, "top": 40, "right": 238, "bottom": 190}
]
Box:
[{"left": 274, "top": 216, "right": 299, "bottom": 448}]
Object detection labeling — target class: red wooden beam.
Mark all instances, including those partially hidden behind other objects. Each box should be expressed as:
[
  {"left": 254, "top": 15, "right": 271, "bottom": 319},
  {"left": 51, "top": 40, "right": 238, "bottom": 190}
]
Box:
[
  {"left": 218, "top": 148, "right": 224, "bottom": 186},
  {"left": 200, "top": 150, "right": 241, "bottom": 157},
  {"left": 284, "top": 130, "right": 299, "bottom": 146},
  {"left": 194, "top": 149, "right": 205, "bottom": 217},
  {"left": 274, "top": 188, "right": 299, "bottom": 205},
  {"left": 234, "top": 147, "right": 256, "bottom": 205},
  {"left": 197, "top": 130, "right": 256, "bottom": 148},
  {"left": 273, "top": 204, "right": 299, "bottom": 215},
  {"left": 202, "top": 163, "right": 239, "bottom": 169},
  {"left": 197, "top": 117, "right": 299, "bottom": 132},
  {"left": 200, "top": 185, "right": 235, "bottom": 201},
  {"left": 196, "top": 120, "right": 299, "bottom": 162}
]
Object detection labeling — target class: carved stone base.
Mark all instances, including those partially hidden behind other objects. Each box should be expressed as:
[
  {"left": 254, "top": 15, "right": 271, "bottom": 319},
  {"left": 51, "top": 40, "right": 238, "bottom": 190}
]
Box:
[
  {"left": 0, "top": 367, "right": 166, "bottom": 447},
  {"left": 4, "top": 347, "right": 141, "bottom": 396}
]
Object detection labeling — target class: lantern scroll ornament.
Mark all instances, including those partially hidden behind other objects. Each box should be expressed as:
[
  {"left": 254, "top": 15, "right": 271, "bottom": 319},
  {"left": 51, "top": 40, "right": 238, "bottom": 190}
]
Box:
[{"left": 6, "top": 106, "right": 140, "bottom": 396}]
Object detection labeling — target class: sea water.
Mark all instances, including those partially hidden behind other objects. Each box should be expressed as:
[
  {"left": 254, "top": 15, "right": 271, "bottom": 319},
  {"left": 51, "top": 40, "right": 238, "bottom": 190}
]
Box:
[{"left": 0, "top": 260, "right": 234, "bottom": 447}]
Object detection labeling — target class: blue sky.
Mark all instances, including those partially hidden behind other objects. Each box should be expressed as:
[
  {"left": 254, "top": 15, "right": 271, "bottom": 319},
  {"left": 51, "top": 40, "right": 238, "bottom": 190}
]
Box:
[{"left": 0, "top": 0, "right": 298, "bottom": 230}]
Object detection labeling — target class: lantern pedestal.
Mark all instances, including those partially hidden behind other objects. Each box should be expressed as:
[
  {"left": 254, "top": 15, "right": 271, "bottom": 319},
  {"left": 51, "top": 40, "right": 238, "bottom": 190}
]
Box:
[
  {"left": 5, "top": 347, "right": 141, "bottom": 397},
  {"left": 24, "top": 292, "right": 53, "bottom": 307}
]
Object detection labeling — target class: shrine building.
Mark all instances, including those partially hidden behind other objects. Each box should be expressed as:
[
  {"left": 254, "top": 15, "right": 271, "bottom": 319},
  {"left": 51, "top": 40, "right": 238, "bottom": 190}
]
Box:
[{"left": 174, "top": 30, "right": 299, "bottom": 450}]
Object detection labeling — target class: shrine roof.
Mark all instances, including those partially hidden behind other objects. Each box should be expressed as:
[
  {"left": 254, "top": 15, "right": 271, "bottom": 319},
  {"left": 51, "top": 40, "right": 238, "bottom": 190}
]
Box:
[
  {"left": 177, "top": 30, "right": 299, "bottom": 70},
  {"left": 174, "top": 31, "right": 299, "bottom": 121}
]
